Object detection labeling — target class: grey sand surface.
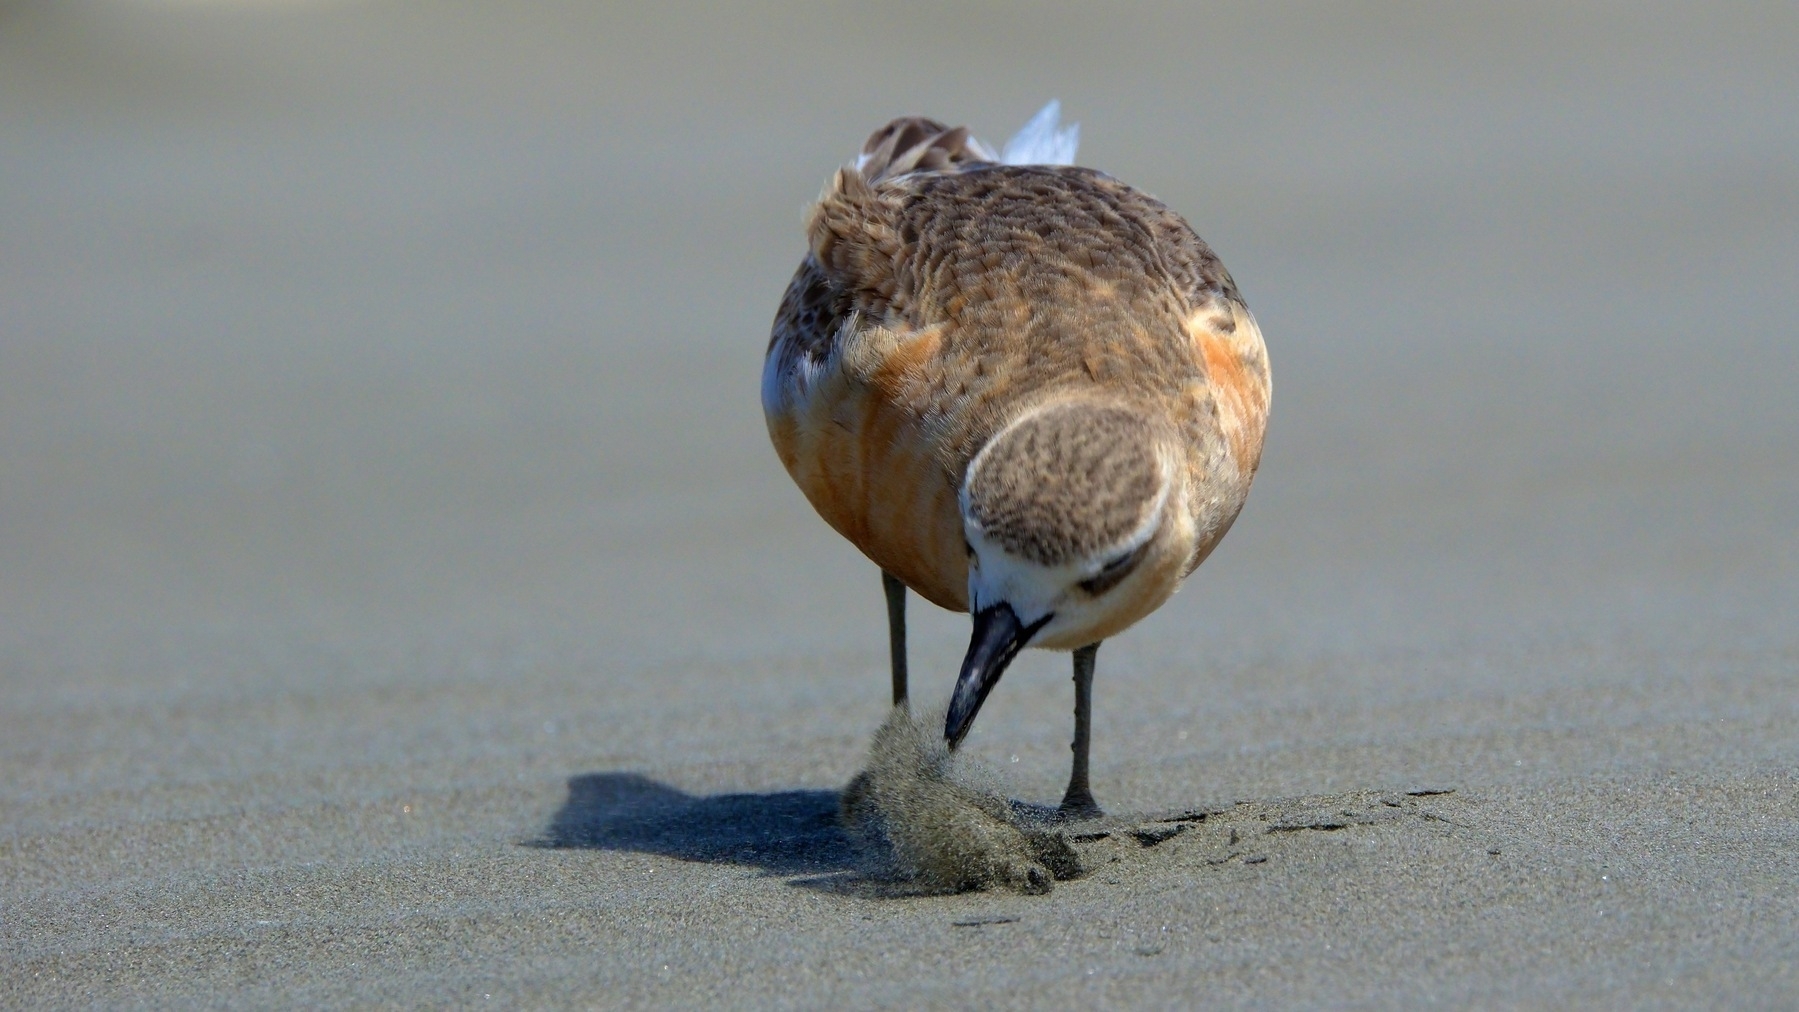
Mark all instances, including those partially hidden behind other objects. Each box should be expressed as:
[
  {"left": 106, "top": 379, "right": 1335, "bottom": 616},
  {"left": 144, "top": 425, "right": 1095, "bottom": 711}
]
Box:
[{"left": 3, "top": 2, "right": 1797, "bottom": 1006}]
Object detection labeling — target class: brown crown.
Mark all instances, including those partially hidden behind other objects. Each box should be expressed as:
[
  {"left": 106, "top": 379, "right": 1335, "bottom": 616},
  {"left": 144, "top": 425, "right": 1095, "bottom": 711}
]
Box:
[{"left": 963, "top": 401, "right": 1164, "bottom": 567}]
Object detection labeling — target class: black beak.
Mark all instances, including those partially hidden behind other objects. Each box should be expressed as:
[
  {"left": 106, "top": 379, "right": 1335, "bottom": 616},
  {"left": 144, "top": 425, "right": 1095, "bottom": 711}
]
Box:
[{"left": 945, "top": 603, "right": 1051, "bottom": 749}]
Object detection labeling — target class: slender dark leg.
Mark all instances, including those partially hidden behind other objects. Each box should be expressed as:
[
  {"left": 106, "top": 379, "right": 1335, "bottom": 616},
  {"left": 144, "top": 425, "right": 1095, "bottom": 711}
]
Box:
[
  {"left": 1059, "top": 642, "right": 1103, "bottom": 819},
  {"left": 882, "top": 571, "right": 908, "bottom": 707}
]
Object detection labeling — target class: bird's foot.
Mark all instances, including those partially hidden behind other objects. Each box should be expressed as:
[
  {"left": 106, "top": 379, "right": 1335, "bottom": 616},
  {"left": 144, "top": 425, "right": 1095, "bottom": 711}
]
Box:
[{"left": 1055, "top": 789, "right": 1103, "bottom": 823}]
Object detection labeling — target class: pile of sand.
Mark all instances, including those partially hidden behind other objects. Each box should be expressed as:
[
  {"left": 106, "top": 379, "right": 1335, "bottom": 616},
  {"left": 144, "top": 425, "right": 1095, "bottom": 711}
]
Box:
[{"left": 839, "top": 706, "right": 1083, "bottom": 894}]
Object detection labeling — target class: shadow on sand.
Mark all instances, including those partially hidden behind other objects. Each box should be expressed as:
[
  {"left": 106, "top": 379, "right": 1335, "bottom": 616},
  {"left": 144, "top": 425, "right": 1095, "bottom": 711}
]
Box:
[{"left": 528, "top": 772, "right": 858, "bottom": 881}]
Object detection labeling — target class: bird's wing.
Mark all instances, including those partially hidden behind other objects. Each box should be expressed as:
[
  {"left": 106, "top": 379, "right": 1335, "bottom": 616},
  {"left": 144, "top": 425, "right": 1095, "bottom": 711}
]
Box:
[
  {"left": 763, "top": 116, "right": 988, "bottom": 415},
  {"left": 1154, "top": 215, "right": 1269, "bottom": 480},
  {"left": 783, "top": 104, "right": 1085, "bottom": 385},
  {"left": 1133, "top": 201, "right": 1268, "bottom": 575},
  {"left": 761, "top": 254, "right": 848, "bottom": 417},
  {"left": 761, "top": 118, "right": 1004, "bottom": 608},
  {"left": 778, "top": 106, "right": 1267, "bottom": 457}
]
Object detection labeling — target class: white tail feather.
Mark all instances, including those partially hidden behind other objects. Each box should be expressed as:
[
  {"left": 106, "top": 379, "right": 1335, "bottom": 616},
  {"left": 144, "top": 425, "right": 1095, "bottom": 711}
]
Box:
[{"left": 1000, "top": 100, "right": 1080, "bottom": 167}]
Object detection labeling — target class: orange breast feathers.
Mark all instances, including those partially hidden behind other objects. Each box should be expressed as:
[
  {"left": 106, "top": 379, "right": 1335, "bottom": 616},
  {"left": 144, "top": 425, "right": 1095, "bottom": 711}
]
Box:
[
  {"left": 764, "top": 324, "right": 972, "bottom": 612},
  {"left": 1187, "top": 299, "right": 1271, "bottom": 478}
]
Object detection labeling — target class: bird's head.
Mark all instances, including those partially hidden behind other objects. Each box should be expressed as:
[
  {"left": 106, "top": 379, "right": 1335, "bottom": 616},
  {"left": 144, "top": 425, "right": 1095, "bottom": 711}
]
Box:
[{"left": 945, "top": 399, "right": 1195, "bottom": 747}]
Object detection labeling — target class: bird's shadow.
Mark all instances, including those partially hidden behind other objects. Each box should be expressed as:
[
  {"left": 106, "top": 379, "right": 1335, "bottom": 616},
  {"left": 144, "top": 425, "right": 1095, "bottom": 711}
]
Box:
[{"left": 526, "top": 772, "right": 861, "bottom": 885}]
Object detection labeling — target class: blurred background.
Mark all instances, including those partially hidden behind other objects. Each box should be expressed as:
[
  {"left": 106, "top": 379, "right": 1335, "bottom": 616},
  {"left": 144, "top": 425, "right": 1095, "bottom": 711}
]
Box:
[{"left": 2, "top": 0, "right": 1794, "bottom": 700}]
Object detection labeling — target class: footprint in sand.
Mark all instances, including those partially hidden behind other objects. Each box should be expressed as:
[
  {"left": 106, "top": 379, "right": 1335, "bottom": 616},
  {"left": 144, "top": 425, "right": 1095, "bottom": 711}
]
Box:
[{"left": 840, "top": 707, "right": 1486, "bottom": 896}]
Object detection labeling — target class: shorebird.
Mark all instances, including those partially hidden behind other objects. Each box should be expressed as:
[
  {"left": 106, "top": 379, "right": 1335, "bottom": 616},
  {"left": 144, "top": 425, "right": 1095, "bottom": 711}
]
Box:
[{"left": 763, "top": 102, "right": 1269, "bottom": 818}]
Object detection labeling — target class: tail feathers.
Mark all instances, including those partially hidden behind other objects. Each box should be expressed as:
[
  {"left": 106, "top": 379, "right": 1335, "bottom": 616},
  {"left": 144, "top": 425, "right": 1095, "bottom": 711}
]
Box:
[
  {"left": 853, "top": 102, "right": 1080, "bottom": 183},
  {"left": 1000, "top": 100, "right": 1079, "bottom": 167},
  {"left": 856, "top": 117, "right": 1000, "bottom": 182}
]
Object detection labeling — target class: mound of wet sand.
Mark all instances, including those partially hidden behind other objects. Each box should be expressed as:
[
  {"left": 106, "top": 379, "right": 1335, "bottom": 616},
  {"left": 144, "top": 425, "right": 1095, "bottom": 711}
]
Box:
[
  {"left": 840, "top": 706, "right": 1083, "bottom": 894},
  {"left": 836, "top": 711, "right": 1492, "bottom": 901}
]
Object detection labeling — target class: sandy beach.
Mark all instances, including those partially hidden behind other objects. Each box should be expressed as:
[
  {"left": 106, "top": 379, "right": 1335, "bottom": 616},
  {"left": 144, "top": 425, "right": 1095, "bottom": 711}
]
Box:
[{"left": 4, "top": 2, "right": 1797, "bottom": 1006}]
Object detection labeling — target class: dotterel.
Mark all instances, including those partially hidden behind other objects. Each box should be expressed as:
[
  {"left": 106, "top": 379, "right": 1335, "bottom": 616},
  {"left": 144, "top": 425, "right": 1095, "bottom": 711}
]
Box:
[{"left": 763, "top": 102, "right": 1270, "bottom": 818}]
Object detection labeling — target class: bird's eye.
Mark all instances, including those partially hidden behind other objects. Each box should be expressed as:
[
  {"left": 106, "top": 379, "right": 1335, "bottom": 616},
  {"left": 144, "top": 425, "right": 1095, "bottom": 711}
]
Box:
[{"left": 1078, "top": 544, "right": 1146, "bottom": 596}]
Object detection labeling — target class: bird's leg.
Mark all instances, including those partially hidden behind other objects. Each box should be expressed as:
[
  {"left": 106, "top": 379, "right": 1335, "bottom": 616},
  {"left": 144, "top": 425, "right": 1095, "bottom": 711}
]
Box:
[
  {"left": 1059, "top": 642, "right": 1103, "bottom": 819},
  {"left": 882, "top": 570, "right": 908, "bottom": 708}
]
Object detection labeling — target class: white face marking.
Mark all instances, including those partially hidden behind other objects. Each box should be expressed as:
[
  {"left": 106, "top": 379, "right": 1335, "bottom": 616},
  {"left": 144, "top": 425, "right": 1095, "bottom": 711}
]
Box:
[
  {"left": 962, "top": 448, "right": 1175, "bottom": 647},
  {"left": 963, "top": 528, "right": 1074, "bottom": 623}
]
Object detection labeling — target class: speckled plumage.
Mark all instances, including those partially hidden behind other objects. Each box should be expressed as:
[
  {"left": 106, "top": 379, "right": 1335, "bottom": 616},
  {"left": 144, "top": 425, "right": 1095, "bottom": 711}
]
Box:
[
  {"left": 962, "top": 401, "right": 1163, "bottom": 568},
  {"left": 764, "top": 111, "right": 1270, "bottom": 627},
  {"left": 765, "top": 104, "right": 1270, "bottom": 815}
]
